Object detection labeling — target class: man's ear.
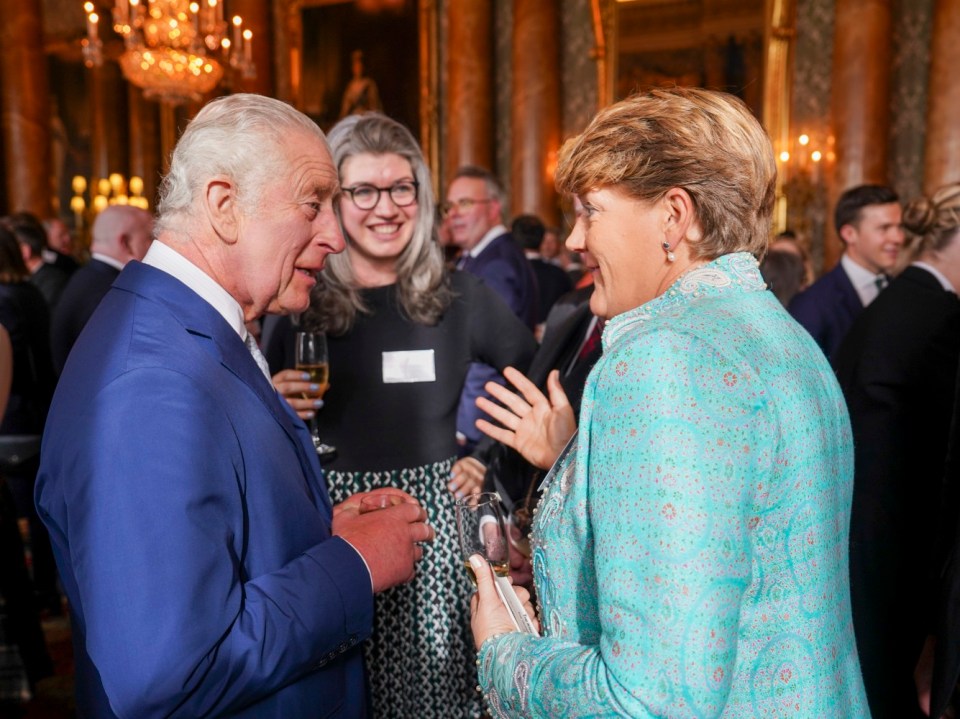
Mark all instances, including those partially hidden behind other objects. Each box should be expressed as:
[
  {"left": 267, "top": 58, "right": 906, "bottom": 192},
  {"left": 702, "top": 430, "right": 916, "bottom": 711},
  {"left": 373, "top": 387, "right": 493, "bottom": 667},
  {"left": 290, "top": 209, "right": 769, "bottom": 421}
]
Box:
[
  {"left": 204, "top": 177, "right": 240, "bottom": 245},
  {"left": 838, "top": 223, "right": 857, "bottom": 246}
]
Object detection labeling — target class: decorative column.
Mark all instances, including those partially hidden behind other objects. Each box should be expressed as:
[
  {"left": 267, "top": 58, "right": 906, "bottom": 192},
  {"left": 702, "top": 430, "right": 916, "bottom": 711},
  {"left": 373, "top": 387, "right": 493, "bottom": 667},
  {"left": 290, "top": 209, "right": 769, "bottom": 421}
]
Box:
[
  {"left": 231, "top": 0, "right": 273, "bottom": 96},
  {"left": 923, "top": 0, "right": 960, "bottom": 195},
  {"left": 128, "top": 88, "right": 161, "bottom": 208},
  {"left": 0, "top": 0, "right": 52, "bottom": 217},
  {"left": 89, "top": 61, "right": 129, "bottom": 187},
  {"left": 827, "top": 0, "right": 893, "bottom": 268},
  {"left": 510, "top": 0, "right": 561, "bottom": 225},
  {"left": 443, "top": 0, "right": 494, "bottom": 189}
]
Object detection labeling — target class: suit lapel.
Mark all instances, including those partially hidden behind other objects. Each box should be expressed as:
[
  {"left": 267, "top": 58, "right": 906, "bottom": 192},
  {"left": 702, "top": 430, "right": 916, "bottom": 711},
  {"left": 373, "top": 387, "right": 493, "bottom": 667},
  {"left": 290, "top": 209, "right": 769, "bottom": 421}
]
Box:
[{"left": 114, "top": 263, "right": 332, "bottom": 514}]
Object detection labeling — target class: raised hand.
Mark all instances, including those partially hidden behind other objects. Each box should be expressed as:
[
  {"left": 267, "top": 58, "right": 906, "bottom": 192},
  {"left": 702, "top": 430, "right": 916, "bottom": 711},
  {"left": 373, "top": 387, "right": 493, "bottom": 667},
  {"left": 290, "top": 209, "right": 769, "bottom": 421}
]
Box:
[{"left": 476, "top": 367, "right": 576, "bottom": 471}]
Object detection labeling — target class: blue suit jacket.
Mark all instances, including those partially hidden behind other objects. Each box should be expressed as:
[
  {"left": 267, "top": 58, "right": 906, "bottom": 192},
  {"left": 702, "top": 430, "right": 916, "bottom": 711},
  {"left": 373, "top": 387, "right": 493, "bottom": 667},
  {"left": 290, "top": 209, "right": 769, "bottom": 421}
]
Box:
[
  {"left": 788, "top": 261, "right": 864, "bottom": 358},
  {"left": 36, "top": 262, "right": 373, "bottom": 718},
  {"left": 457, "top": 233, "right": 539, "bottom": 446}
]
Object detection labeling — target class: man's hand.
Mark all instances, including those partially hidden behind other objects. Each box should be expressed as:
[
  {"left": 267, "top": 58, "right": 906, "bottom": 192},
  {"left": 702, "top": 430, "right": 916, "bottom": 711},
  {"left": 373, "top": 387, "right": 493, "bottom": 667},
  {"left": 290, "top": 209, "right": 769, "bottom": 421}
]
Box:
[
  {"left": 333, "top": 489, "right": 434, "bottom": 593},
  {"left": 448, "top": 457, "right": 485, "bottom": 499},
  {"left": 272, "top": 369, "right": 324, "bottom": 420},
  {"left": 476, "top": 367, "right": 576, "bottom": 470}
]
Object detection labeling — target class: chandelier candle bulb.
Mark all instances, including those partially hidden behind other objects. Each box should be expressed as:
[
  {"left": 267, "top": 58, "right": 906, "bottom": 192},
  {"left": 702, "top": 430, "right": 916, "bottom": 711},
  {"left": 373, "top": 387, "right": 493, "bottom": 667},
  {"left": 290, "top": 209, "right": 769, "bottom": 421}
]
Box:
[{"left": 87, "top": 11, "right": 99, "bottom": 42}]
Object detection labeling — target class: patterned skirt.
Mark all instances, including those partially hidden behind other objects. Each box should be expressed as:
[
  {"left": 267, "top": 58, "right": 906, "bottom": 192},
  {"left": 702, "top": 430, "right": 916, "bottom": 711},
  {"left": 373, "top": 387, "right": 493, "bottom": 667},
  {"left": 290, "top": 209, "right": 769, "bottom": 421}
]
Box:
[{"left": 325, "top": 458, "right": 483, "bottom": 719}]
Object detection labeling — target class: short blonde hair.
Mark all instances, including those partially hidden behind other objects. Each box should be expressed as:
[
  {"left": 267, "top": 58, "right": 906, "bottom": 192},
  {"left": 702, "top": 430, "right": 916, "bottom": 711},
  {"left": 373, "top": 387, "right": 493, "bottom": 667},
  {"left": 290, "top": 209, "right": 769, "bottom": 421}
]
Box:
[{"left": 555, "top": 87, "right": 776, "bottom": 259}]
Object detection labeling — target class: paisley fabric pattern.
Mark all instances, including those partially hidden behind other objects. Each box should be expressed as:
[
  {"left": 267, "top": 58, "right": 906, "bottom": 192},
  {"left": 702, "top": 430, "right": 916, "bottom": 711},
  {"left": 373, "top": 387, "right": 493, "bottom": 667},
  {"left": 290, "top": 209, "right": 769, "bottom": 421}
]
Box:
[
  {"left": 326, "top": 458, "right": 483, "bottom": 719},
  {"left": 477, "top": 253, "right": 869, "bottom": 718}
]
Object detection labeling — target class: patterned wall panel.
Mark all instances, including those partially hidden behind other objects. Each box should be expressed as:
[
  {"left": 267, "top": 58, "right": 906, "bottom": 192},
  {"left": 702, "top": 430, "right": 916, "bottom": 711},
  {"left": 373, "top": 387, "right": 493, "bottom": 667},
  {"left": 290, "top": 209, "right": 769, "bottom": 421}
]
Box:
[
  {"left": 888, "top": 0, "right": 932, "bottom": 204},
  {"left": 495, "top": 0, "right": 513, "bottom": 201},
  {"left": 560, "top": 0, "right": 599, "bottom": 139}
]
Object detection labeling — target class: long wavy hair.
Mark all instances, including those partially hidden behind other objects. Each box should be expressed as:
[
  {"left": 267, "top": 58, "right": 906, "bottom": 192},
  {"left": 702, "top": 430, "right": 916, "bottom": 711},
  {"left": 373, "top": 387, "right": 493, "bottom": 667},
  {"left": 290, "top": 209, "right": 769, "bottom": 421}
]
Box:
[{"left": 305, "top": 113, "right": 452, "bottom": 335}]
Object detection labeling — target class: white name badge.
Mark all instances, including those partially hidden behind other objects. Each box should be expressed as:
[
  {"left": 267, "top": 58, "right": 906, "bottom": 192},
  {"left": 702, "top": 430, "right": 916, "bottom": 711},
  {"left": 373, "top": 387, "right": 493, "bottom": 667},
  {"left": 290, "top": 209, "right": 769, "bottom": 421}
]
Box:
[{"left": 382, "top": 349, "right": 436, "bottom": 384}]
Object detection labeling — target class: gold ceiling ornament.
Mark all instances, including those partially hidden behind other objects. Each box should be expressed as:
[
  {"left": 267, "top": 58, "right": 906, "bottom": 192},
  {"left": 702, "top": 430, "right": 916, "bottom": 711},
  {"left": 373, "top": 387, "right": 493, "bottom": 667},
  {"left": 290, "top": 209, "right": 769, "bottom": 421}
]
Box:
[{"left": 81, "top": 0, "right": 255, "bottom": 105}]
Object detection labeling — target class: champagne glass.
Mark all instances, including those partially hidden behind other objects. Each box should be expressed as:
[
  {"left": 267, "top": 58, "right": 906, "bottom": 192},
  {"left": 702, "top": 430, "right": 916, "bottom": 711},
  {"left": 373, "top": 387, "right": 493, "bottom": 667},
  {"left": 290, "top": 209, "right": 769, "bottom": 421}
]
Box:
[
  {"left": 455, "top": 491, "right": 510, "bottom": 586},
  {"left": 294, "top": 331, "right": 335, "bottom": 458}
]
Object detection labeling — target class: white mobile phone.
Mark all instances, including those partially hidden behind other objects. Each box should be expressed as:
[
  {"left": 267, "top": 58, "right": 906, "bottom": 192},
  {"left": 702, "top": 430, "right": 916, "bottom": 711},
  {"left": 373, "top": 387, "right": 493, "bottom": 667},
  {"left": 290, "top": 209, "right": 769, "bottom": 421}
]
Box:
[{"left": 493, "top": 574, "right": 539, "bottom": 635}]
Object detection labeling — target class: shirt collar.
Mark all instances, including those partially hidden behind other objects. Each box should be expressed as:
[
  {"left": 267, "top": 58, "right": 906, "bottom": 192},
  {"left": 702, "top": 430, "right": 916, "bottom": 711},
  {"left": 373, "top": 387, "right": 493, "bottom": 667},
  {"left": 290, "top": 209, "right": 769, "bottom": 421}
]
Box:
[
  {"left": 467, "top": 224, "right": 508, "bottom": 258},
  {"left": 91, "top": 252, "right": 125, "bottom": 272},
  {"left": 142, "top": 240, "right": 247, "bottom": 340},
  {"left": 840, "top": 254, "right": 885, "bottom": 306}
]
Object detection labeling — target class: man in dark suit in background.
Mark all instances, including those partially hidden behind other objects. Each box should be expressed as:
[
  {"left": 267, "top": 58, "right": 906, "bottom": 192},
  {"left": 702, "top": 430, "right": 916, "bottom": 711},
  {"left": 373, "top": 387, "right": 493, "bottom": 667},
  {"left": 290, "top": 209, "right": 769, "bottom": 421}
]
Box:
[
  {"left": 4, "top": 213, "right": 75, "bottom": 312},
  {"left": 50, "top": 205, "right": 154, "bottom": 374},
  {"left": 789, "top": 184, "right": 904, "bottom": 357},
  {"left": 36, "top": 94, "right": 432, "bottom": 718},
  {"left": 445, "top": 165, "right": 538, "bottom": 452},
  {"left": 512, "top": 214, "right": 572, "bottom": 333},
  {"left": 833, "top": 203, "right": 960, "bottom": 719}
]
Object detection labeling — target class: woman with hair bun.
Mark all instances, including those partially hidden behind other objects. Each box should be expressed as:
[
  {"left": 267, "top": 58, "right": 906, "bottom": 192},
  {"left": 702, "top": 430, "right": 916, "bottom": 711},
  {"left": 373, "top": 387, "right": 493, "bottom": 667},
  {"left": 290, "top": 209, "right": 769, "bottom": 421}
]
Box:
[{"left": 834, "top": 181, "right": 960, "bottom": 719}]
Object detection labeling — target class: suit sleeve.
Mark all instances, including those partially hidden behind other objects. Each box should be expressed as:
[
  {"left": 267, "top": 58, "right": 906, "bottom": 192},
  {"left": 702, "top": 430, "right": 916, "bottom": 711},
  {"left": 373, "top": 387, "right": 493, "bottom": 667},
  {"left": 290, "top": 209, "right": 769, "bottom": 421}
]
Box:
[
  {"left": 52, "top": 367, "right": 373, "bottom": 718},
  {"left": 477, "top": 331, "right": 774, "bottom": 717},
  {"left": 467, "top": 279, "right": 537, "bottom": 373},
  {"left": 475, "top": 257, "right": 529, "bottom": 320},
  {"left": 788, "top": 288, "right": 831, "bottom": 355}
]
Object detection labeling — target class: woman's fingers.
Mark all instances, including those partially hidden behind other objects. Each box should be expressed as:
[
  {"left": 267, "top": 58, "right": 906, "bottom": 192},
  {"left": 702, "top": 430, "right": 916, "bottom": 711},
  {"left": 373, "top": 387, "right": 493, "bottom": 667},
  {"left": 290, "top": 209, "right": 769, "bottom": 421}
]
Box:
[
  {"left": 483, "top": 380, "right": 535, "bottom": 418},
  {"left": 476, "top": 395, "right": 522, "bottom": 430}
]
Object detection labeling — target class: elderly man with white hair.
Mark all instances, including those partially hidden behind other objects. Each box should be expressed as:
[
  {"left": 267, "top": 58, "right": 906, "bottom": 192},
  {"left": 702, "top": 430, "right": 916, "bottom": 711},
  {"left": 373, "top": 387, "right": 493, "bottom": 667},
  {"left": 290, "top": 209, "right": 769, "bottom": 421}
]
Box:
[
  {"left": 50, "top": 205, "right": 154, "bottom": 373},
  {"left": 36, "top": 94, "right": 433, "bottom": 718}
]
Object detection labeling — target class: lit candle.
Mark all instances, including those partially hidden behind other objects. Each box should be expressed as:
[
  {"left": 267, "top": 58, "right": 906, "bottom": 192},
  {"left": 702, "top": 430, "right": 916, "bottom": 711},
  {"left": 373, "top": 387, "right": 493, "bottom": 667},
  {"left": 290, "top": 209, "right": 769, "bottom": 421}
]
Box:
[
  {"left": 232, "top": 15, "right": 242, "bottom": 51},
  {"left": 129, "top": 176, "right": 144, "bottom": 196},
  {"left": 98, "top": 178, "right": 112, "bottom": 197},
  {"left": 243, "top": 28, "right": 252, "bottom": 65},
  {"left": 87, "top": 11, "right": 100, "bottom": 42},
  {"left": 71, "top": 175, "right": 87, "bottom": 195}
]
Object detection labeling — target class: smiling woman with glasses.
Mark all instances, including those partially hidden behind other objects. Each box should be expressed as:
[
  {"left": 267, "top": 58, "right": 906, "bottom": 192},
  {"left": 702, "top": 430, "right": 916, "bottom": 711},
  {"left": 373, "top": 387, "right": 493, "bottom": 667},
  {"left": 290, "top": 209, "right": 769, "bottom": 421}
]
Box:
[{"left": 268, "top": 112, "right": 536, "bottom": 719}]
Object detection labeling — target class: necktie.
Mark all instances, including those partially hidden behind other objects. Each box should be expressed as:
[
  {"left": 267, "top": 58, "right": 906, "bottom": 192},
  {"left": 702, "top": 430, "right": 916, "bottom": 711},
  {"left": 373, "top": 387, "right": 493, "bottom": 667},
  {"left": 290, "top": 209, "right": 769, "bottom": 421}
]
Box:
[
  {"left": 245, "top": 332, "right": 272, "bottom": 382},
  {"left": 576, "top": 318, "right": 604, "bottom": 364},
  {"left": 875, "top": 274, "right": 889, "bottom": 293},
  {"left": 457, "top": 253, "right": 472, "bottom": 271}
]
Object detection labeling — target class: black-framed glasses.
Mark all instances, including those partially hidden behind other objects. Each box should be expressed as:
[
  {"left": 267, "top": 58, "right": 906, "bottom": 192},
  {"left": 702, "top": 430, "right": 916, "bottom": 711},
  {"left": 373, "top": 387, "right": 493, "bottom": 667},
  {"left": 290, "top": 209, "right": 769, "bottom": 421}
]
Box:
[
  {"left": 342, "top": 181, "right": 419, "bottom": 210},
  {"left": 441, "top": 198, "right": 494, "bottom": 217}
]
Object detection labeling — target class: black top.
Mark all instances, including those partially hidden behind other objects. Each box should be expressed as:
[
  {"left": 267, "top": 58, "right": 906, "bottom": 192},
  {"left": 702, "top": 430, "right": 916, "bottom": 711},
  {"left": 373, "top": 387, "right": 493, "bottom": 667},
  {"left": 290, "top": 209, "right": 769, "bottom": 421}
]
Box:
[
  {"left": 0, "top": 281, "right": 55, "bottom": 435},
  {"left": 269, "top": 272, "right": 536, "bottom": 473}
]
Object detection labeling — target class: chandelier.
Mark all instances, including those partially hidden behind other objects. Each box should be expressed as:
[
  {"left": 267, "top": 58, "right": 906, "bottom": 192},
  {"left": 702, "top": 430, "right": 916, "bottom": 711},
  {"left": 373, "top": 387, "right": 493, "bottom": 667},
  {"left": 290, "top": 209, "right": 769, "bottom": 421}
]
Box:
[{"left": 81, "top": 0, "right": 255, "bottom": 105}]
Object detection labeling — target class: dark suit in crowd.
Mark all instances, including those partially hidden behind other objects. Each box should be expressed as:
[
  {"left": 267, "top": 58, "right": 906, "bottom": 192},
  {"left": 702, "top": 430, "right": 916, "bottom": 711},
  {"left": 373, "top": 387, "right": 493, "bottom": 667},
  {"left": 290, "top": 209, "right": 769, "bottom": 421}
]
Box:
[
  {"left": 930, "top": 362, "right": 960, "bottom": 718},
  {"left": 833, "top": 265, "right": 960, "bottom": 719},
  {"left": 789, "top": 262, "right": 863, "bottom": 358},
  {"left": 530, "top": 257, "right": 573, "bottom": 325},
  {"left": 50, "top": 258, "right": 120, "bottom": 374},
  {"left": 457, "top": 231, "right": 538, "bottom": 449}
]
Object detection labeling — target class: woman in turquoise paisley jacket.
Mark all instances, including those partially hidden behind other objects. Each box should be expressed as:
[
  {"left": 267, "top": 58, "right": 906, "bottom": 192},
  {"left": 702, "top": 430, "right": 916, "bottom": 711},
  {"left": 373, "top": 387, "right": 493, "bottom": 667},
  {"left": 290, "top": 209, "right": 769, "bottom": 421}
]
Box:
[{"left": 467, "top": 87, "right": 870, "bottom": 718}]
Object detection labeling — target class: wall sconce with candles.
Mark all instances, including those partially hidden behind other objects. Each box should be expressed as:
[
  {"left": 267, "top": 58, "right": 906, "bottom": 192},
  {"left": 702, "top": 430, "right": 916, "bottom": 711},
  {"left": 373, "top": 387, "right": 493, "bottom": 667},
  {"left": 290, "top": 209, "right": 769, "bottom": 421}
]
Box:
[
  {"left": 70, "top": 173, "right": 150, "bottom": 246},
  {"left": 81, "top": 0, "right": 256, "bottom": 105},
  {"left": 775, "top": 130, "right": 835, "bottom": 270}
]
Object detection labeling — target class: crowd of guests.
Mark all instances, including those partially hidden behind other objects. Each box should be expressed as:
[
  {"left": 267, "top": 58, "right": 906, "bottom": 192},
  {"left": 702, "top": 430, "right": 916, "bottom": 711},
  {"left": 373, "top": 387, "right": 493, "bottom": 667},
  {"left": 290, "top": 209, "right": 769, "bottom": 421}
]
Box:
[{"left": 0, "top": 86, "right": 959, "bottom": 718}]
